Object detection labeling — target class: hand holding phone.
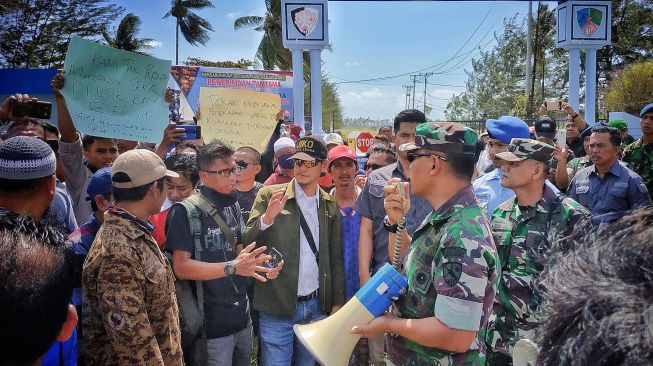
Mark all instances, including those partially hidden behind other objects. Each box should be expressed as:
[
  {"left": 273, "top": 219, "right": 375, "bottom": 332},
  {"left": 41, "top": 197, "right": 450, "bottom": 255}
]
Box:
[
  {"left": 177, "top": 124, "right": 202, "bottom": 141},
  {"left": 264, "top": 247, "right": 284, "bottom": 269},
  {"left": 545, "top": 99, "right": 564, "bottom": 112},
  {"left": 555, "top": 130, "right": 567, "bottom": 149}
]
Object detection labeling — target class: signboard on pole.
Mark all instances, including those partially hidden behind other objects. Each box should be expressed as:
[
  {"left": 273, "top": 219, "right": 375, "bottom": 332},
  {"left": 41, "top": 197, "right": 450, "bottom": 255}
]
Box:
[
  {"left": 556, "top": 0, "right": 611, "bottom": 49},
  {"left": 356, "top": 132, "right": 375, "bottom": 154},
  {"left": 169, "top": 66, "right": 293, "bottom": 122}
]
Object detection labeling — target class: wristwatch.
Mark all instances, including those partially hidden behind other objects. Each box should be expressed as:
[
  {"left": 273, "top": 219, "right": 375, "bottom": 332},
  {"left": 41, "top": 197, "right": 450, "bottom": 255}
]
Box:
[
  {"left": 383, "top": 215, "right": 399, "bottom": 233},
  {"left": 224, "top": 261, "right": 236, "bottom": 277}
]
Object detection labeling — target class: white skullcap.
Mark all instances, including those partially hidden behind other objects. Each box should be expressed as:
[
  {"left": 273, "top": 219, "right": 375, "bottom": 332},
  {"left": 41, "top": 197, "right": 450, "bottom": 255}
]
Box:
[{"left": 273, "top": 137, "right": 295, "bottom": 153}]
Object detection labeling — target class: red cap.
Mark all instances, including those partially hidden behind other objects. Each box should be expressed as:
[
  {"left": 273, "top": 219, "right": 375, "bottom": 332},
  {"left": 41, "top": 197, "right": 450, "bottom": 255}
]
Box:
[
  {"left": 288, "top": 124, "right": 303, "bottom": 141},
  {"left": 327, "top": 145, "right": 357, "bottom": 166}
]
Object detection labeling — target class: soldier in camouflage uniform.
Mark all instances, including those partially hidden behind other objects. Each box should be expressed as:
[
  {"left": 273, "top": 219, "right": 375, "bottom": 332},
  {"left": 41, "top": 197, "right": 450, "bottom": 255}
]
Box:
[
  {"left": 352, "top": 122, "right": 499, "bottom": 365},
  {"left": 622, "top": 103, "right": 653, "bottom": 201},
  {"left": 83, "top": 150, "right": 184, "bottom": 365},
  {"left": 483, "top": 139, "right": 592, "bottom": 365}
]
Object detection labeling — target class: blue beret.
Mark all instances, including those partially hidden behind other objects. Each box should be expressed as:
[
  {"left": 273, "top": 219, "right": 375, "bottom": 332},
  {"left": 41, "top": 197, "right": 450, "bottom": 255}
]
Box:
[
  {"left": 86, "top": 167, "right": 113, "bottom": 201},
  {"left": 486, "top": 116, "right": 530, "bottom": 144},
  {"left": 640, "top": 103, "right": 653, "bottom": 117}
]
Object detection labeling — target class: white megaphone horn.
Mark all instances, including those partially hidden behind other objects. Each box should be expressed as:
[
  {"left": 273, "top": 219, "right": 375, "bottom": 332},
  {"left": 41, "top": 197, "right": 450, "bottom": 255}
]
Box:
[{"left": 293, "top": 263, "right": 408, "bottom": 366}]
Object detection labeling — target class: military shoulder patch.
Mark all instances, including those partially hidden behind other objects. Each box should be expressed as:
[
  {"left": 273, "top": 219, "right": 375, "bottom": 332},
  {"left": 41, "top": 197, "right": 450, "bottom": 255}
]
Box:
[{"left": 441, "top": 246, "right": 466, "bottom": 287}]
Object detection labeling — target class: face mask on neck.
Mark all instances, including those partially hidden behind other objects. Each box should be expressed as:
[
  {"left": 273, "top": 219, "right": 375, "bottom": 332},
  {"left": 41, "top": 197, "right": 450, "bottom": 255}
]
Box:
[{"left": 277, "top": 153, "right": 295, "bottom": 169}]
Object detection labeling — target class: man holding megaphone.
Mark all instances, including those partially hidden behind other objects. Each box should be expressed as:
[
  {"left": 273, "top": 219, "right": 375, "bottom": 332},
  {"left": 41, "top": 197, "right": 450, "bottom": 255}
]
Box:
[{"left": 351, "top": 122, "right": 499, "bottom": 365}]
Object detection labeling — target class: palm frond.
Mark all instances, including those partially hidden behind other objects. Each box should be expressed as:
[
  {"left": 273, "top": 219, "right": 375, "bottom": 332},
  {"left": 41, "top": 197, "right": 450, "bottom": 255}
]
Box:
[{"left": 233, "top": 16, "right": 264, "bottom": 31}]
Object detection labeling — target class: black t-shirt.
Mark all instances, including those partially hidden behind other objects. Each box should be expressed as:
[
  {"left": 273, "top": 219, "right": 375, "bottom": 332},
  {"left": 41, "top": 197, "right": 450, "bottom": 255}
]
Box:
[
  {"left": 236, "top": 182, "right": 264, "bottom": 224},
  {"left": 165, "top": 186, "right": 249, "bottom": 339}
]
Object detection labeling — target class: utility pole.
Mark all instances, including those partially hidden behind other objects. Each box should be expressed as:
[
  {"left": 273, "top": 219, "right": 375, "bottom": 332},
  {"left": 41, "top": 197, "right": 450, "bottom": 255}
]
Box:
[
  {"left": 410, "top": 74, "right": 419, "bottom": 109},
  {"left": 526, "top": 0, "right": 532, "bottom": 99},
  {"left": 423, "top": 72, "right": 434, "bottom": 115},
  {"left": 402, "top": 85, "right": 412, "bottom": 110}
]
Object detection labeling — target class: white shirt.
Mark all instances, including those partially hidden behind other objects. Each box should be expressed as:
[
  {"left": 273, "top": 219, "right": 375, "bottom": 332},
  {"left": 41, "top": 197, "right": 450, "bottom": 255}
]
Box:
[{"left": 260, "top": 180, "right": 320, "bottom": 296}]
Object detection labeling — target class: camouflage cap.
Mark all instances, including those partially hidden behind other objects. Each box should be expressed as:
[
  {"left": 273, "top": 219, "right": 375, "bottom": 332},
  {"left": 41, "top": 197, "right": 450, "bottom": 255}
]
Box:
[
  {"left": 399, "top": 122, "right": 478, "bottom": 155},
  {"left": 495, "top": 138, "right": 554, "bottom": 163}
]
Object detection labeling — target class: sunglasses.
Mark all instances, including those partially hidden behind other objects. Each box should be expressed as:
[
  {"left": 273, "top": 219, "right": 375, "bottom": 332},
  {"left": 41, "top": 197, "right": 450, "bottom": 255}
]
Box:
[
  {"left": 364, "top": 163, "right": 386, "bottom": 171},
  {"left": 236, "top": 160, "right": 259, "bottom": 169},
  {"left": 45, "top": 139, "right": 59, "bottom": 154},
  {"left": 202, "top": 166, "right": 241, "bottom": 178},
  {"left": 406, "top": 151, "right": 448, "bottom": 163},
  {"left": 293, "top": 159, "right": 322, "bottom": 168}
]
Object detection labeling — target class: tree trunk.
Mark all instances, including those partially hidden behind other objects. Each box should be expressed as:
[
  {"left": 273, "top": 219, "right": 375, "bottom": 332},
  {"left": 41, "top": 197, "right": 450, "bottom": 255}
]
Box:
[
  {"left": 527, "top": 2, "right": 542, "bottom": 120},
  {"left": 175, "top": 19, "right": 179, "bottom": 65}
]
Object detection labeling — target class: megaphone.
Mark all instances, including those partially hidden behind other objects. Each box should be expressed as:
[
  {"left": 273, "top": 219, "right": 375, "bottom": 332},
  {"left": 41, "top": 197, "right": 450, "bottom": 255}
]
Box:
[
  {"left": 293, "top": 263, "right": 408, "bottom": 366},
  {"left": 512, "top": 339, "right": 539, "bottom": 366}
]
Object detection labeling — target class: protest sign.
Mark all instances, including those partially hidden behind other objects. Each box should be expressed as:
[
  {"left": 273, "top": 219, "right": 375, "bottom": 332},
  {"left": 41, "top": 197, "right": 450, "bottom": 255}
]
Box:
[
  {"left": 170, "top": 66, "right": 293, "bottom": 122},
  {"left": 60, "top": 36, "right": 172, "bottom": 143},
  {"left": 199, "top": 88, "right": 281, "bottom": 152}
]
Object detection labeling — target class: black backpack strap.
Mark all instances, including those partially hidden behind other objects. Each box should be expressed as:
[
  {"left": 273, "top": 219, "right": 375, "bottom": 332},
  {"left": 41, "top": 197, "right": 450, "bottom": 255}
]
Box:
[{"left": 297, "top": 207, "right": 319, "bottom": 264}]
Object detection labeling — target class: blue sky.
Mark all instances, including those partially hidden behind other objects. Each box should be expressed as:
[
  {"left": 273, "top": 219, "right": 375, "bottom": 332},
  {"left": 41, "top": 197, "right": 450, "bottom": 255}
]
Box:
[{"left": 111, "top": 0, "right": 535, "bottom": 120}]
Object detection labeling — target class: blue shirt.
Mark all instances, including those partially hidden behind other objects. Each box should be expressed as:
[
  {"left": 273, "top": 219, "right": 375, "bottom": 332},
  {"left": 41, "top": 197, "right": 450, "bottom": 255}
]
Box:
[
  {"left": 339, "top": 206, "right": 362, "bottom": 301},
  {"left": 355, "top": 162, "right": 432, "bottom": 274},
  {"left": 473, "top": 168, "right": 560, "bottom": 219},
  {"left": 567, "top": 161, "right": 652, "bottom": 223},
  {"left": 51, "top": 181, "right": 78, "bottom": 234}
]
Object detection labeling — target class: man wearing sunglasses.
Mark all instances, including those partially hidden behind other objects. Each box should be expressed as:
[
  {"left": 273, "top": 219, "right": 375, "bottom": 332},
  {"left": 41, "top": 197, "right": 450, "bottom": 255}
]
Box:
[
  {"left": 245, "top": 136, "right": 345, "bottom": 366},
  {"left": 235, "top": 146, "right": 264, "bottom": 223},
  {"left": 352, "top": 122, "right": 498, "bottom": 365},
  {"left": 166, "top": 141, "right": 279, "bottom": 366},
  {"left": 483, "top": 138, "right": 591, "bottom": 365}
]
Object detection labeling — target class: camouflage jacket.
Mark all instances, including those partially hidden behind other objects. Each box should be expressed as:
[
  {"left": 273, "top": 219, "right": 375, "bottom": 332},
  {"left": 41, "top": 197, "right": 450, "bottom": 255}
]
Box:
[
  {"left": 485, "top": 184, "right": 591, "bottom": 359},
  {"left": 623, "top": 138, "right": 653, "bottom": 200},
  {"left": 82, "top": 210, "right": 183, "bottom": 366},
  {"left": 566, "top": 155, "right": 592, "bottom": 181},
  {"left": 387, "top": 186, "right": 498, "bottom": 366}
]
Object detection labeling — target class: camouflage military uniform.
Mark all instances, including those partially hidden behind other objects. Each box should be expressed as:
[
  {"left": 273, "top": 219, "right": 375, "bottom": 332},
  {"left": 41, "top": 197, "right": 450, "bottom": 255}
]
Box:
[
  {"left": 83, "top": 209, "right": 183, "bottom": 365},
  {"left": 388, "top": 122, "right": 499, "bottom": 365},
  {"left": 622, "top": 138, "right": 653, "bottom": 201},
  {"left": 566, "top": 155, "right": 592, "bottom": 181},
  {"left": 483, "top": 139, "right": 592, "bottom": 363}
]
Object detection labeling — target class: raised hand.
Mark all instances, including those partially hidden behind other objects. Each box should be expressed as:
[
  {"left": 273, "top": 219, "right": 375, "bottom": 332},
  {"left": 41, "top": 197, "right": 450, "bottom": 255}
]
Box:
[{"left": 261, "top": 188, "right": 290, "bottom": 225}]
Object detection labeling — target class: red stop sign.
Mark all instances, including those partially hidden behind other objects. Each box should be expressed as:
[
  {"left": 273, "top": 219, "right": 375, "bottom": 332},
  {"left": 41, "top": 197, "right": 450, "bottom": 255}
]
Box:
[{"left": 356, "top": 132, "right": 375, "bottom": 153}]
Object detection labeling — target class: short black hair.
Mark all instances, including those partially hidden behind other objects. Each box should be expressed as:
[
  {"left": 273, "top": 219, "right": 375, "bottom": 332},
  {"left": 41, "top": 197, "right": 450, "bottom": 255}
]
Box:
[
  {"left": 112, "top": 177, "right": 165, "bottom": 203},
  {"left": 591, "top": 126, "right": 622, "bottom": 148},
  {"left": 0, "top": 210, "right": 74, "bottom": 366},
  {"left": 0, "top": 175, "right": 52, "bottom": 194},
  {"left": 537, "top": 208, "right": 653, "bottom": 366},
  {"left": 165, "top": 154, "right": 199, "bottom": 187},
  {"left": 236, "top": 146, "right": 261, "bottom": 164},
  {"left": 173, "top": 140, "right": 199, "bottom": 154},
  {"left": 393, "top": 109, "right": 426, "bottom": 132},
  {"left": 196, "top": 140, "right": 234, "bottom": 171},
  {"left": 4, "top": 118, "right": 45, "bottom": 139},
  {"left": 82, "top": 135, "right": 117, "bottom": 151},
  {"left": 42, "top": 122, "right": 59, "bottom": 138},
  {"left": 374, "top": 134, "right": 391, "bottom": 144},
  {"left": 443, "top": 152, "right": 475, "bottom": 180},
  {"left": 366, "top": 145, "right": 396, "bottom": 164}
]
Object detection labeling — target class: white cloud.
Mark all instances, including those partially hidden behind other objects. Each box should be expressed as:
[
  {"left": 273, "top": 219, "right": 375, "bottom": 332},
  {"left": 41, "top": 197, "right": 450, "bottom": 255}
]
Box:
[
  {"left": 226, "top": 12, "right": 240, "bottom": 19},
  {"left": 145, "top": 40, "right": 162, "bottom": 48},
  {"left": 345, "top": 61, "right": 360, "bottom": 67},
  {"left": 341, "top": 87, "right": 405, "bottom": 119}
]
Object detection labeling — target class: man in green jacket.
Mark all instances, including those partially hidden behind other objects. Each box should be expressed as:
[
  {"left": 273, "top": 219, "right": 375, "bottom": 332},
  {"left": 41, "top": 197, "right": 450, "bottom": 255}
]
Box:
[{"left": 244, "top": 135, "right": 345, "bottom": 366}]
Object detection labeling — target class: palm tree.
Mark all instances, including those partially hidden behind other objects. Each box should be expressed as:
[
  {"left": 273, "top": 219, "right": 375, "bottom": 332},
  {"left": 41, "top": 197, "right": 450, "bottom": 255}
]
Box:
[
  {"left": 234, "top": 0, "right": 291, "bottom": 70},
  {"left": 163, "top": 0, "right": 214, "bottom": 65},
  {"left": 102, "top": 13, "right": 155, "bottom": 54}
]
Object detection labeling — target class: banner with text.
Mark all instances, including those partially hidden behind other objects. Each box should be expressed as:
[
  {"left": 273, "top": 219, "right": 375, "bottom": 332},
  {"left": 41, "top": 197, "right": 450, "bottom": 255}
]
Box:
[
  {"left": 60, "top": 37, "right": 171, "bottom": 143},
  {"left": 199, "top": 88, "right": 281, "bottom": 152},
  {"left": 170, "top": 66, "right": 293, "bottom": 122}
]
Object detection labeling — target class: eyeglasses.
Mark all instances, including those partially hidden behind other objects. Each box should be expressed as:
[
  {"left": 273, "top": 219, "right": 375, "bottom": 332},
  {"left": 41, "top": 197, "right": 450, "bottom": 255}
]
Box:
[
  {"left": 406, "top": 151, "right": 448, "bottom": 163},
  {"left": 236, "top": 160, "right": 259, "bottom": 169},
  {"left": 293, "top": 159, "right": 322, "bottom": 168},
  {"left": 202, "top": 166, "right": 241, "bottom": 178},
  {"left": 364, "top": 163, "right": 386, "bottom": 171}
]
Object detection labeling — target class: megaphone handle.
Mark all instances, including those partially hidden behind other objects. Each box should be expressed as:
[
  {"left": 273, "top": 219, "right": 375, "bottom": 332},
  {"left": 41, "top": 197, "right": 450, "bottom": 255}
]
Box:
[{"left": 391, "top": 217, "right": 407, "bottom": 270}]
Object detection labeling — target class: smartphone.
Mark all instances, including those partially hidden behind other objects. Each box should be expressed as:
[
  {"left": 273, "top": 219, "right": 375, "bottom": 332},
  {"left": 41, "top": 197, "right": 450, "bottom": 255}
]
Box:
[
  {"left": 11, "top": 100, "right": 52, "bottom": 119},
  {"left": 177, "top": 124, "right": 201, "bottom": 141},
  {"left": 265, "top": 247, "right": 284, "bottom": 268},
  {"left": 393, "top": 181, "right": 406, "bottom": 198},
  {"left": 545, "top": 99, "right": 563, "bottom": 111},
  {"left": 555, "top": 130, "right": 567, "bottom": 149}
]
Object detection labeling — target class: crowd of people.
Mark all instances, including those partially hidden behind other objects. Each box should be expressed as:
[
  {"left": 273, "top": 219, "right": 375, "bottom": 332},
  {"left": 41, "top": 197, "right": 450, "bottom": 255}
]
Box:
[{"left": 1, "top": 69, "right": 652, "bottom": 366}]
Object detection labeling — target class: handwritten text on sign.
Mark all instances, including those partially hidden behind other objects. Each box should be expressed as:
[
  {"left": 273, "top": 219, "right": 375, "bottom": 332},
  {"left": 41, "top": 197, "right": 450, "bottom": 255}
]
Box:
[
  {"left": 199, "top": 88, "right": 281, "bottom": 152},
  {"left": 60, "top": 36, "right": 172, "bottom": 143}
]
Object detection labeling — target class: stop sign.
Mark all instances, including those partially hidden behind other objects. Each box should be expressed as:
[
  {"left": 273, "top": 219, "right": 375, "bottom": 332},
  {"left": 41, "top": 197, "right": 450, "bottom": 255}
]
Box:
[{"left": 356, "top": 132, "right": 375, "bottom": 153}]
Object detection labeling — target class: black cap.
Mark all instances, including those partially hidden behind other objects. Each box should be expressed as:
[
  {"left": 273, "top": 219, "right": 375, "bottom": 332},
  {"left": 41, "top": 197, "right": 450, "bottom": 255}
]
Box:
[
  {"left": 535, "top": 116, "right": 557, "bottom": 139},
  {"left": 289, "top": 136, "right": 328, "bottom": 161}
]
